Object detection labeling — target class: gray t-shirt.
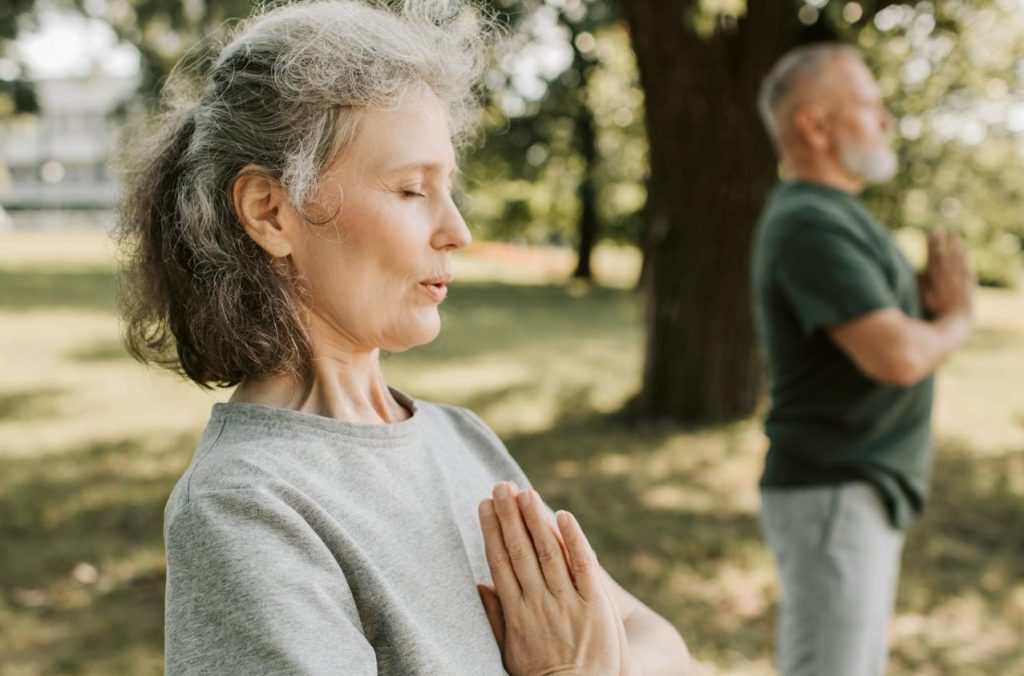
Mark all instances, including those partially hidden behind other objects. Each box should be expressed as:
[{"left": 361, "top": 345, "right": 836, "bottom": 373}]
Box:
[{"left": 164, "top": 390, "right": 528, "bottom": 675}]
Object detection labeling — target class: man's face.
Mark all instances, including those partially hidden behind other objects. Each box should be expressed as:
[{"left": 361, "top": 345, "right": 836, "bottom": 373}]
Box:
[{"left": 825, "top": 56, "right": 897, "bottom": 183}]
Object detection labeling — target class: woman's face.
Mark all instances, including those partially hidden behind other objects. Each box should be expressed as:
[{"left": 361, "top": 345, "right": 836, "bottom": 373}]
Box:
[{"left": 288, "top": 86, "right": 471, "bottom": 355}]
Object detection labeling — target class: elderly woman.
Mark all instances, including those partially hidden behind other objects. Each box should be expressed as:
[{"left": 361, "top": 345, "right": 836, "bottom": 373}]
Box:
[{"left": 117, "top": 1, "right": 689, "bottom": 674}]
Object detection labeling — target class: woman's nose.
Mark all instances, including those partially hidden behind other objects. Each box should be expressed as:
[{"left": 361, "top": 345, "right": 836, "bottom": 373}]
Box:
[{"left": 432, "top": 200, "right": 472, "bottom": 252}]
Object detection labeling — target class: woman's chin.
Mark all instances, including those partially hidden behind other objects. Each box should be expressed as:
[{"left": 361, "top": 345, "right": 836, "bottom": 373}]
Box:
[{"left": 383, "top": 320, "right": 441, "bottom": 353}]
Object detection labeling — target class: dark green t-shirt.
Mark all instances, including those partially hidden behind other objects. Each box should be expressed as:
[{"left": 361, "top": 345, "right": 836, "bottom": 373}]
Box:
[{"left": 751, "top": 180, "right": 934, "bottom": 528}]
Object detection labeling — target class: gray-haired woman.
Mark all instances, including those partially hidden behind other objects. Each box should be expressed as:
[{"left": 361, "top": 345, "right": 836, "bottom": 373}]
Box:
[{"left": 118, "top": 1, "right": 689, "bottom": 673}]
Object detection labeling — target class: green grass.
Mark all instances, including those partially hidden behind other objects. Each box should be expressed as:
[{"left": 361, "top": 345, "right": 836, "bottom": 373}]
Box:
[{"left": 1, "top": 231, "right": 1022, "bottom": 675}]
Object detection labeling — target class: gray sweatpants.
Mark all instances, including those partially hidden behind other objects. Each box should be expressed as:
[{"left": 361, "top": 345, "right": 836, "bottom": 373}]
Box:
[{"left": 760, "top": 482, "right": 905, "bottom": 676}]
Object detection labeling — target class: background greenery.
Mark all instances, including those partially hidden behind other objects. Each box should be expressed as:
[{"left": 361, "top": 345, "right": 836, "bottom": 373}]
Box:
[
  {"left": 3, "top": 0, "right": 1024, "bottom": 672},
  {"left": 1, "top": 231, "right": 1022, "bottom": 674},
  {"left": 3, "top": 1, "right": 1021, "bottom": 283}
]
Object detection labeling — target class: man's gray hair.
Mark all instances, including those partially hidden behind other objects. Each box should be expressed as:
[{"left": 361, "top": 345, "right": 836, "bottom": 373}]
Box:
[
  {"left": 116, "top": 0, "right": 496, "bottom": 388},
  {"left": 757, "top": 42, "right": 861, "bottom": 150}
]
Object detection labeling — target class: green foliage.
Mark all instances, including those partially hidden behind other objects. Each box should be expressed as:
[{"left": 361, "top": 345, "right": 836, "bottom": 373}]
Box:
[
  {"left": 830, "top": 1, "right": 1024, "bottom": 286},
  {"left": 4, "top": 0, "right": 1022, "bottom": 283},
  {"left": 0, "top": 0, "right": 39, "bottom": 116},
  {"left": 464, "top": 4, "right": 647, "bottom": 245}
]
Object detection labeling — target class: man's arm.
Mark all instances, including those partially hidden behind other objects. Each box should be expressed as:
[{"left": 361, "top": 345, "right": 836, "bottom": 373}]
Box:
[
  {"left": 827, "top": 307, "right": 971, "bottom": 387},
  {"left": 827, "top": 230, "right": 974, "bottom": 388}
]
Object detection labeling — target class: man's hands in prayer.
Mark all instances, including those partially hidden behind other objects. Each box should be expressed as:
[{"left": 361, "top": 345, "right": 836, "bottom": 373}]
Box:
[{"left": 921, "top": 230, "right": 975, "bottom": 321}]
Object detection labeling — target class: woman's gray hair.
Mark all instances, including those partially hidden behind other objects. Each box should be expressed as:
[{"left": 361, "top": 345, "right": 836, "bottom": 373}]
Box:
[{"left": 116, "top": 0, "right": 495, "bottom": 388}]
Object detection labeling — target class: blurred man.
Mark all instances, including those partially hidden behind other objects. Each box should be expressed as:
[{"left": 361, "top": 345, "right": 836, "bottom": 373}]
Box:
[{"left": 752, "top": 44, "right": 974, "bottom": 676}]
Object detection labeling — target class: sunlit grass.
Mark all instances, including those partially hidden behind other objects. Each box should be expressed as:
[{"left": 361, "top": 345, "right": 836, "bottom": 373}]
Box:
[{"left": 1, "top": 230, "right": 1021, "bottom": 675}]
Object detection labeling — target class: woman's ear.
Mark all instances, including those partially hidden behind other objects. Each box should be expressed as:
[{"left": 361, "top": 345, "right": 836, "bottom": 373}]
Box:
[{"left": 232, "top": 168, "right": 299, "bottom": 258}]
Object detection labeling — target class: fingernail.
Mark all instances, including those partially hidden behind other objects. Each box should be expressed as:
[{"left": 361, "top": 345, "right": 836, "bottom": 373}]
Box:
[
  {"left": 494, "top": 483, "right": 508, "bottom": 500},
  {"left": 479, "top": 499, "right": 494, "bottom": 516},
  {"left": 517, "top": 490, "right": 531, "bottom": 508}
]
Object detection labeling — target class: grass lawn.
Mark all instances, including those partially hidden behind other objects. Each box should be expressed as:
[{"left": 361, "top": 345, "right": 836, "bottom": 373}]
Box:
[{"left": 0, "top": 229, "right": 1021, "bottom": 675}]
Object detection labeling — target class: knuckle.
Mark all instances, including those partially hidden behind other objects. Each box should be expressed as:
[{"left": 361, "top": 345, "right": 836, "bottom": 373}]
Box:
[
  {"left": 571, "top": 553, "right": 593, "bottom": 576},
  {"left": 535, "top": 545, "right": 562, "bottom": 567},
  {"left": 506, "top": 542, "right": 532, "bottom": 563},
  {"left": 486, "top": 551, "right": 510, "bottom": 573}
]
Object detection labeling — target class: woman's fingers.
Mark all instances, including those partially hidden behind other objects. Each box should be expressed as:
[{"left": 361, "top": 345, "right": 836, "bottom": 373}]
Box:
[
  {"left": 479, "top": 498, "right": 521, "bottom": 600},
  {"left": 476, "top": 583, "right": 506, "bottom": 650},
  {"left": 555, "top": 510, "right": 603, "bottom": 600},
  {"left": 492, "top": 482, "right": 546, "bottom": 595},
  {"left": 518, "top": 489, "right": 575, "bottom": 596}
]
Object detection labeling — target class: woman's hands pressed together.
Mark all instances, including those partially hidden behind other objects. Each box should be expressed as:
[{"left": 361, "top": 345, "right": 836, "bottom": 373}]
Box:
[{"left": 477, "top": 482, "right": 631, "bottom": 676}]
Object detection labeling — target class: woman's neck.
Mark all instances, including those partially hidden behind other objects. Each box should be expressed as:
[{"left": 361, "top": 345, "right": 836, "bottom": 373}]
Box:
[{"left": 229, "top": 349, "right": 410, "bottom": 424}]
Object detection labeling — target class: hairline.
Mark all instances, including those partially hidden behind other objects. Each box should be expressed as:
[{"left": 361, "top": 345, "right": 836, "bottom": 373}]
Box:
[{"left": 758, "top": 43, "right": 864, "bottom": 151}]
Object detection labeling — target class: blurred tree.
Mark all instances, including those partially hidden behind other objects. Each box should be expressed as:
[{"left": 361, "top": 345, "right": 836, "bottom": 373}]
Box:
[
  {"left": 6, "top": 0, "right": 1023, "bottom": 420},
  {"left": 73, "top": 0, "right": 261, "bottom": 97},
  {"left": 620, "top": 1, "right": 916, "bottom": 424},
  {"left": 466, "top": 0, "right": 647, "bottom": 280},
  {"left": 847, "top": 1, "right": 1024, "bottom": 287},
  {"left": 564, "top": 7, "right": 601, "bottom": 279},
  {"left": 621, "top": 1, "right": 806, "bottom": 424},
  {"left": 0, "top": 0, "right": 39, "bottom": 116}
]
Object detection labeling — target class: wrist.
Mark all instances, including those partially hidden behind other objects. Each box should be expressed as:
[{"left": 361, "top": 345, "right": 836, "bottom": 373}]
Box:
[
  {"left": 935, "top": 309, "right": 973, "bottom": 346},
  {"left": 937, "top": 305, "right": 971, "bottom": 323}
]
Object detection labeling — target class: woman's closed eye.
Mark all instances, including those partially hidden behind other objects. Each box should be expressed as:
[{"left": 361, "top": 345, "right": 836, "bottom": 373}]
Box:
[{"left": 400, "top": 188, "right": 457, "bottom": 203}]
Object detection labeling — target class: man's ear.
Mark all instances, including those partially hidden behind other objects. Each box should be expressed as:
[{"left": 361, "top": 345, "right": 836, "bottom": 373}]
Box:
[
  {"left": 232, "top": 168, "right": 300, "bottom": 258},
  {"left": 792, "top": 103, "right": 831, "bottom": 154}
]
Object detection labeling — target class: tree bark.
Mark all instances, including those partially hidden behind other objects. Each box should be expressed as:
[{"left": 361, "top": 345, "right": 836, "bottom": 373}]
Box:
[
  {"left": 572, "top": 97, "right": 599, "bottom": 280},
  {"left": 622, "top": 2, "right": 806, "bottom": 423}
]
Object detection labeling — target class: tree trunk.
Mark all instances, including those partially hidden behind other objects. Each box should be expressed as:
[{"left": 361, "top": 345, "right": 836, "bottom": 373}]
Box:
[
  {"left": 565, "top": 19, "right": 600, "bottom": 282},
  {"left": 621, "top": 2, "right": 805, "bottom": 423},
  {"left": 573, "top": 99, "right": 599, "bottom": 280}
]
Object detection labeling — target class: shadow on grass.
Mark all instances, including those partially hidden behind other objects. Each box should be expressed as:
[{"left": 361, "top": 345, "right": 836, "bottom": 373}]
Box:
[
  {"left": 2, "top": 376, "right": 1020, "bottom": 672},
  {"left": 66, "top": 339, "right": 131, "bottom": 364},
  {"left": 0, "top": 387, "right": 64, "bottom": 421},
  {"left": 0, "top": 434, "right": 196, "bottom": 674},
  {"left": 0, "top": 267, "right": 116, "bottom": 312},
  {"left": 893, "top": 439, "right": 1024, "bottom": 673},
  {"left": 461, "top": 386, "right": 1024, "bottom": 672},
  {"left": 482, "top": 392, "right": 775, "bottom": 667}
]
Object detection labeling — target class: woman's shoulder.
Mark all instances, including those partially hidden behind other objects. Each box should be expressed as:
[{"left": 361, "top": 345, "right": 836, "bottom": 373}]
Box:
[{"left": 165, "top": 403, "right": 379, "bottom": 522}]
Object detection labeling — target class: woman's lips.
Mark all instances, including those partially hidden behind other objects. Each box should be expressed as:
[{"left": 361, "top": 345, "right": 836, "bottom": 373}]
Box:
[{"left": 418, "top": 275, "right": 451, "bottom": 302}]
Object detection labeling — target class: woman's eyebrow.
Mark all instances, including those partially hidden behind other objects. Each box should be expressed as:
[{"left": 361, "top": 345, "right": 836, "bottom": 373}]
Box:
[{"left": 383, "top": 161, "right": 460, "bottom": 179}]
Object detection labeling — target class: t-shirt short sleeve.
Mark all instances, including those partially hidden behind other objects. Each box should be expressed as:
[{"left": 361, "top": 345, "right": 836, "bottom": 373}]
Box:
[
  {"left": 164, "top": 487, "right": 377, "bottom": 675},
  {"left": 774, "top": 221, "right": 896, "bottom": 334}
]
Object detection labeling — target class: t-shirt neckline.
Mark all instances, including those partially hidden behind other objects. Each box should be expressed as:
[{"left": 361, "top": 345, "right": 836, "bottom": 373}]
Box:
[{"left": 210, "top": 386, "right": 420, "bottom": 442}]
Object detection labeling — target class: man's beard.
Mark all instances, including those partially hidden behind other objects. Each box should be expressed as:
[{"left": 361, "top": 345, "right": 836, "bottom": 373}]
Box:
[{"left": 837, "top": 137, "right": 898, "bottom": 184}]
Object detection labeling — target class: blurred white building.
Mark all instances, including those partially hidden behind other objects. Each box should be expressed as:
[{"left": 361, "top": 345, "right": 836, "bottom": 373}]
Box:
[
  {"left": 0, "top": 72, "right": 138, "bottom": 212},
  {"left": 0, "top": 7, "right": 141, "bottom": 228}
]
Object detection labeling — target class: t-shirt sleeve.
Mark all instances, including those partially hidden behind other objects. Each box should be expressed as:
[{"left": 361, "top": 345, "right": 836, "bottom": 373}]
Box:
[
  {"left": 774, "top": 221, "right": 897, "bottom": 334},
  {"left": 164, "top": 487, "right": 377, "bottom": 676}
]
